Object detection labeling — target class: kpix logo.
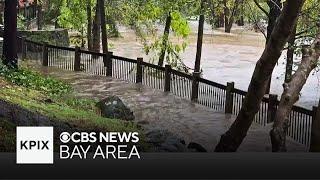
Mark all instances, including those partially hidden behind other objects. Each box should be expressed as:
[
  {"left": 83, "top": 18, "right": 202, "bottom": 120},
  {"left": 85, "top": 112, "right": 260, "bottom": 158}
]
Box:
[{"left": 16, "top": 127, "right": 54, "bottom": 164}]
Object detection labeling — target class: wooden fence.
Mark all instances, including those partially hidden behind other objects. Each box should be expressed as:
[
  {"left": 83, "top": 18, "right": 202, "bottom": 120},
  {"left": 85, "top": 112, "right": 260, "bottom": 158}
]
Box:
[{"left": 17, "top": 37, "right": 320, "bottom": 151}]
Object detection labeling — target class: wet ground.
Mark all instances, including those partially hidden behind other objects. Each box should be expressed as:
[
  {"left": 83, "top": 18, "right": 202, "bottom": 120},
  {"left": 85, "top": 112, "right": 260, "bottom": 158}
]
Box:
[
  {"left": 36, "top": 66, "right": 307, "bottom": 152},
  {"left": 109, "top": 22, "right": 320, "bottom": 109}
]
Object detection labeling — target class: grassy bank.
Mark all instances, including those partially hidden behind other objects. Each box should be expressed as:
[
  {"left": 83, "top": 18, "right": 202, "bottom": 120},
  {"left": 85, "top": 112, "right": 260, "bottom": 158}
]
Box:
[{"left": 0, "top": 63, "right": 145, "bottom": 151}]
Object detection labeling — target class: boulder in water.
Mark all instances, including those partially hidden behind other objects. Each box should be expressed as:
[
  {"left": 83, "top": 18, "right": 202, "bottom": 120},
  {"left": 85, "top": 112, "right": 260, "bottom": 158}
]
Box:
[{"left": 96, "top": 96, "right": 135, "bottom": 121}]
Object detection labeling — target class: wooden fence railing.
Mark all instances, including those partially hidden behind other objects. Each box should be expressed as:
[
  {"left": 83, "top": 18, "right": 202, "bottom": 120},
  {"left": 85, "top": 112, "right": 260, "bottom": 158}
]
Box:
[{"left": 17, "top": 36, "right": 320, "bottom": 151}]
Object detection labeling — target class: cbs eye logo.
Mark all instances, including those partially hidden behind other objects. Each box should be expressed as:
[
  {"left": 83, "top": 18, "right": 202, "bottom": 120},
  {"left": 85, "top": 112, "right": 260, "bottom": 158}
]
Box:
[
  {"left": 60, "top": 132, "right": 71, "bottom": 143},
  {"left": 59, "top": 132, "right": 97, "bottom": 143},
  {"left": 16, "top": 127, "right": 54, "bottom": 164}
]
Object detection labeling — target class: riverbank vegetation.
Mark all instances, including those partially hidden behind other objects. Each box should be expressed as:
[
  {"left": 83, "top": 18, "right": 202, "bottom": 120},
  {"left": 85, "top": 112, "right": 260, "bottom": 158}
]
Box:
[{"left": 0, "top": 63, "right": 144, "bottom": 152}]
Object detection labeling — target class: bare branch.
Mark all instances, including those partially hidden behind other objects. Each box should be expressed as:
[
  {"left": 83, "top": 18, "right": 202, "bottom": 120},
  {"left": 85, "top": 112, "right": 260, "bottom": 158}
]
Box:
[{"left": 268, "top": 0, "right": 282, "bottom": 11}]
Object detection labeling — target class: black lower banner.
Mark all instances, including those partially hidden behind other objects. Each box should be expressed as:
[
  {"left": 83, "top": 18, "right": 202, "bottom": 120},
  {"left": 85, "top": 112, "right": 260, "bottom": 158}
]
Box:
[{"left": 1, "top": 153, "right": 320, "bottom": 179}]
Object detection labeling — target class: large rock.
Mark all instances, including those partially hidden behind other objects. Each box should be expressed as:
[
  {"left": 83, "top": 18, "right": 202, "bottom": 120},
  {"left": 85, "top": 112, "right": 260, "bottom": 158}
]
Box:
[
  {"left": 96, "top": 96, "right": 135, "bottom": 121},
  {"left": 146, "top": 129, "right": 188, "bottom": 152}
]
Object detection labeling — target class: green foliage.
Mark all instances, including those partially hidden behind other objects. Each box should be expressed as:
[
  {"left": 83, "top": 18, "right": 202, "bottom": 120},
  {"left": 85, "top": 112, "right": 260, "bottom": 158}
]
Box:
[
  {"left": 0, "top": 62, "right": 72, "bottom": 97},
  {"left": 17, "top": 14, "right": 28, "bottom": 30},
  {"left": 58, "top": 0, "right": 88, "bottom": 31}
]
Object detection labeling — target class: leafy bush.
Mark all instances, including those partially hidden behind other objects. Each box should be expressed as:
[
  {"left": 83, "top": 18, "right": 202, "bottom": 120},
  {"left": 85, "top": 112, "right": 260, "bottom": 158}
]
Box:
[{"left": 0, "top": 62, "right": 72, "bottom": 96}]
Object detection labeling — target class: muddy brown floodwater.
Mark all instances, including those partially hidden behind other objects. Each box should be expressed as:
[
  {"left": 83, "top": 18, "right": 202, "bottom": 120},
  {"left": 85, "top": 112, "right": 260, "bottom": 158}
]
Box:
[{"left": 109, "top": 22, "right": 320, "bottom": 109}]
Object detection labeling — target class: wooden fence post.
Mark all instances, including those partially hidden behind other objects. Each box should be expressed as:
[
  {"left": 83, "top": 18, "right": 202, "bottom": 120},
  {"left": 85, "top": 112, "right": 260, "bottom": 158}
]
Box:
[
  {"left": 74, "top": 46, "right": 81, "bottom": 71},
  {"left": 310, "top": 102, "right": 320, "bottom": 152},
  {"left": 106, "top": 52, "right": 113, "bottom": 77},
  {"left": 42, "top": 43, "right": 48, "bottom": 67},
  {"left": 164, "top": 65, "right": 171, "bottom": 92},
  {"left": 267, "top": 94, "right": 278, "bottom": 123},
  {"left": 21, "top": 36, "right": 26, "bottom": 60},
  {"left": 191, "top": 72, "right": 201, "bottom": 102},
  {"left": 136, "top": 57, "right": 143, "bottom": 83},
  {"left": 225, "top": 82, "right": 234, "bottom": 114}
]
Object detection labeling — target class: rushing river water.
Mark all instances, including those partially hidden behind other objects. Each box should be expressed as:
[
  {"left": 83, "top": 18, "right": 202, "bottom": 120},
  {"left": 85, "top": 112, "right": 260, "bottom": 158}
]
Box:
[{"left": 109, "top": 21, "right": 320, "bottom": 109}]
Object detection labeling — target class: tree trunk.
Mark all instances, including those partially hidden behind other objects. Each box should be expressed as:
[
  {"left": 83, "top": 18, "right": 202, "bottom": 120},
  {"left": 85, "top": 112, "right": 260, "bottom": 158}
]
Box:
[
  {"left": 87, "top": 0, "right": 93, "bottom": 50},
  {"left": 99, "top": 0, "right": 108, "bottom": 54},
  {"left": 36, "top": 2, "right": 43, "bottom": 30},
  {"left": 267, "top": 0, "right": 282, "bottom": 43},
  {"left": 237, "top": 16, "right": 244, "bottom": 26},
  {"left": 158, "top": 13, "right": 172, "bottom": 67},
  {"left": 270, "top": 31, "right": 320, "bottom": 152},
  {"left": 265, "top": 0, "right": 282, "bottom": 94},
  {"left": 219, "top": 14, "right": 225, "bottom": 28},
  {"left": 214, "top": 0, "right": 306, "bottom": 152},
  {"left": 285, "top": 25, "right": 297, "bottom": 83},
  {"left": 194, "top": 0, "right": 205, "bottom": 72},
  {"left": 224, "top": 0, "right": 241, "bottom": 33},
  {"left": 223, "top": 0, "right": 229, "bottom": 32},
  {"left": 2, "top": 0, "right": 18, "bottom": 69},
  {"left": 236, "top": 0, "right": 244, "bottom": 26},
  {"left": 92, "top": 0, "right": 101, "bottom": 53}
]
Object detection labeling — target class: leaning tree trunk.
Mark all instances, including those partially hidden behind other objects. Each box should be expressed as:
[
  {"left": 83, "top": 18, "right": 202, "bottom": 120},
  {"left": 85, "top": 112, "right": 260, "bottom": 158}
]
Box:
[
  {"left": 265, "top": 0, "right": 282, "bottom": 94},
  {"left": 158, "top": 13, "right": 172, "bottom": 67},
  {"left": 285, "top": 25, "right": 297, "bottom": 83},
  {"left": 2, "top": 0, "right": 18, "bottom": 69},
  {"left": 270, "top": 30, "right": 320, "bottom": 152},
  {"left": 87, "top": 0, "right": 93, "bottom": 50},
  {"left": 92, "top": 0, "right": 101, "bottom": 53},
  {"left": 266, "top": 0, "right": 282, "bottom": 43},
  {"left": 194, "top": 0, "right": 205, "bottom": 72},
  {"left": 214, "top": 0, "right": 306, "bottom": 152}
]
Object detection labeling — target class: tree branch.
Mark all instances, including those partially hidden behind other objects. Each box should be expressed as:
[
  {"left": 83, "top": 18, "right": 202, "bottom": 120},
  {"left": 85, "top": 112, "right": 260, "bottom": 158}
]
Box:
[{"left": 253, "top": 0, "right": 269, "bottom": 18}]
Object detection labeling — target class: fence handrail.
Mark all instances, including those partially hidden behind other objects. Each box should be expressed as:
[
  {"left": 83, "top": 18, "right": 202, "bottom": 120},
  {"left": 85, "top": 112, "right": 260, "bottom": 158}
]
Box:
[
  {"left": 18, "top": 37, "right": 318, "bottom": 149},
  {"left": 19, "top": 37, "right": 315, "bottom": 113}
]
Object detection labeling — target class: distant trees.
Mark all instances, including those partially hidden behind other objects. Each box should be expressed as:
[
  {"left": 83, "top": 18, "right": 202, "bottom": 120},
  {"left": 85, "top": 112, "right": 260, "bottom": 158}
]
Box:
[
  {"left": 206, "top": 0, "right": 244, "bottom": 33},
  {"left": 223, "top": 0, "right": 242, "bottom": 33}
]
